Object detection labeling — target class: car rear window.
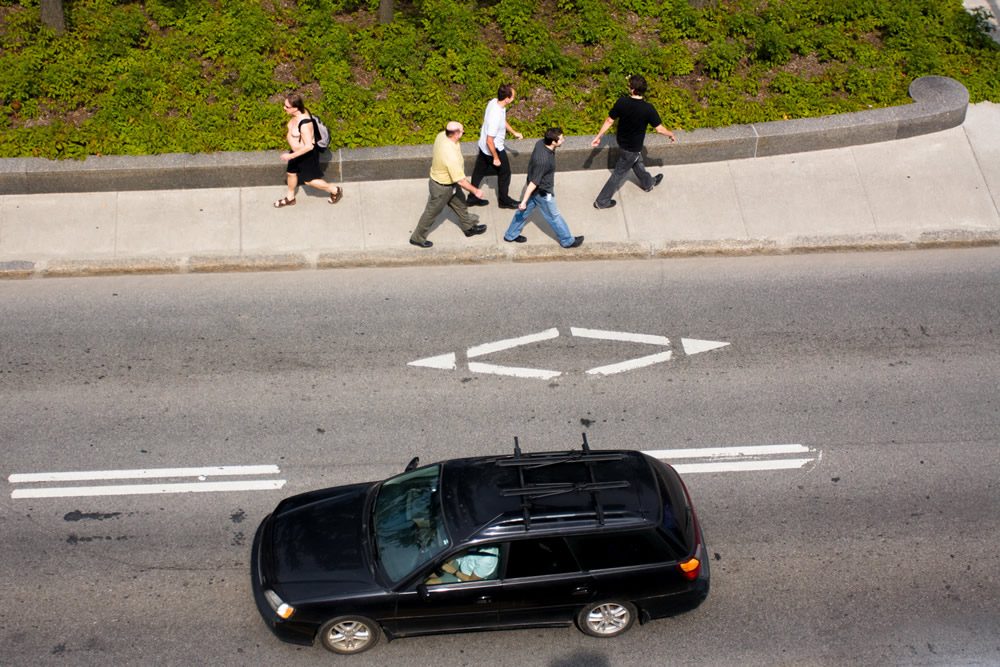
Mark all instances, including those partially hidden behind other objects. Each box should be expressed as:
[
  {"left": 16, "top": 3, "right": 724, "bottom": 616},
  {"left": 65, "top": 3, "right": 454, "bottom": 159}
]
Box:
[
  {"left": 567, "top": 529, "right": 680, "bottom": 570},
  {"left": 651, "top": 459, "right": 694, "bottom": 551}
]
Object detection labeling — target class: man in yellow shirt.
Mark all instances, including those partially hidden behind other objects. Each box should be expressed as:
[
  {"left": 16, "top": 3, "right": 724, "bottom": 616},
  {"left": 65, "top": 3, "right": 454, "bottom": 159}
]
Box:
[{"left": 410, "top": 121, "right": 488, "bottom": 248}]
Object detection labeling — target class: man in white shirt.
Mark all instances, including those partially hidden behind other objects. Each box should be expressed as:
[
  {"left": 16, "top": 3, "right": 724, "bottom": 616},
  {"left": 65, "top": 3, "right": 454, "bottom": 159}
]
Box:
[{"left": 467, "top": 84, "right": 523, "bottom": 209}]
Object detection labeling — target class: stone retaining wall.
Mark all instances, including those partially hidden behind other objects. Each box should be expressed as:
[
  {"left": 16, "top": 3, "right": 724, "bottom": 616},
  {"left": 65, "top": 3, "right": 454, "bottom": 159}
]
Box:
[{"left": 0, "top": 76, "right": 969, "bottom": 195}]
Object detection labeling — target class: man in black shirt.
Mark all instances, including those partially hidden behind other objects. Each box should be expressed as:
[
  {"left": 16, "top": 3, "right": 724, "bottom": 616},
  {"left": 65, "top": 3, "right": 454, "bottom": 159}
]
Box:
[
  {"left": 503, "top": 127, "right": 584, "bottom": 248},
  {"left": 591, "top": 75, "right": 675, "bottom": 209}
]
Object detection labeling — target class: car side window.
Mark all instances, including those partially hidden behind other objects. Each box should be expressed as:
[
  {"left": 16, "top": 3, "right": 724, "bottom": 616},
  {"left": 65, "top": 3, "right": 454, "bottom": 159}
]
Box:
[
  {"left": 504, "top": 537, "right": 579, "bottom": 579},
  {"left": 425, "top": 545, "right": 502, "bottom": 585},
  {"left": 567, "top": 530, "right": 676, "bottom": 570}
]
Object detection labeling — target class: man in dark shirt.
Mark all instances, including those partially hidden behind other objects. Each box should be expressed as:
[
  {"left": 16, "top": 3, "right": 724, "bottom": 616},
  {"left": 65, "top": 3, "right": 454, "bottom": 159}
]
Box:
[
  {"left": 503, "top": 127, "right": 584, "bottom": 248},
  {"left": 591, "top": 74, "right": 675, "bottom": 210}
]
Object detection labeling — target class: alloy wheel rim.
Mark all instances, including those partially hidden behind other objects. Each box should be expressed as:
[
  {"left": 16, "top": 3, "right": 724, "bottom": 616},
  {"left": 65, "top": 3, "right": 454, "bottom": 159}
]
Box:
[
  {"left": 329, "top": 621, "right": 371, "bottom": 651},
  {"left": 586, "top": 603, "right": 630, "bottom": 634}
]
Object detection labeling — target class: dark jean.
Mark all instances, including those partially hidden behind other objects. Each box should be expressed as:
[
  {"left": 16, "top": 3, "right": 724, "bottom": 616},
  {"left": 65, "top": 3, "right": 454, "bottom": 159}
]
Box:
[
  {"left": 468, "top": 149, "right": 515, "bottom": 205},
  {"left": 595, "top": 149, "right": 655, "bottom": 206}
]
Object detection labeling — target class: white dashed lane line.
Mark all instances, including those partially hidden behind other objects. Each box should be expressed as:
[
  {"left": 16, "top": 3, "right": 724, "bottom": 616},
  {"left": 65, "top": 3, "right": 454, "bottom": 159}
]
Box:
[
  {"left": 8, "top": 465, "right": 286, "bottom": 499},
  {"left": 644, "top": 444, "right": 820, "bottom": 473},
  {"left": 7, "top": 445, "right": 820, "bottom": 499}
]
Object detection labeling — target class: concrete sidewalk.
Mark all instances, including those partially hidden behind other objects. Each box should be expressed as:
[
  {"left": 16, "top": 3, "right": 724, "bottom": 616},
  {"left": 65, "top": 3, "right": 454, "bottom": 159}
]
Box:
[{"left": 2, "top": 102, "right": 1000, "bottom": 279}]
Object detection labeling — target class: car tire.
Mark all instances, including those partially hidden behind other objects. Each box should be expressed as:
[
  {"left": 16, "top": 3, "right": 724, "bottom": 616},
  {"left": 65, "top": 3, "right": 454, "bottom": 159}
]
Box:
[
  {"left": 576, "top": 601, "right": 638, "bottom": 638},
  {"left": 317, "top": 616, "right": 381, "bottom": 655}
]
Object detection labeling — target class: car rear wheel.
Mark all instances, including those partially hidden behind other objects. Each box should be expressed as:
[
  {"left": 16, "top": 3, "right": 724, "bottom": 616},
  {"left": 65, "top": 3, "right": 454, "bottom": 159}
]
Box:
[
  {"left": 317, "top": 616, "right": 381, "bottom": 655},
  {"left": 576, "top": 601, "right": 637, "bottom": 638}
]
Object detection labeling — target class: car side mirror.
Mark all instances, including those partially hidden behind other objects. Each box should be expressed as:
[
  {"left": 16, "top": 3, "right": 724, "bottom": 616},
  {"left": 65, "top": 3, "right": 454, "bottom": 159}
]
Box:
[
  {"left": 405, "top": 456, "right": 420, "bottom": 472},
  {"left": 417, "top": 583, "right": 430, "bottom": 600}
]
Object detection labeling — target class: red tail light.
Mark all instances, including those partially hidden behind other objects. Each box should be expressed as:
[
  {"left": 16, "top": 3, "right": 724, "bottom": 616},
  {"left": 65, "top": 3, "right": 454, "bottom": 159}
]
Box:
[{"left": 678, "top": 557, "right": 701, "bottom": 580}]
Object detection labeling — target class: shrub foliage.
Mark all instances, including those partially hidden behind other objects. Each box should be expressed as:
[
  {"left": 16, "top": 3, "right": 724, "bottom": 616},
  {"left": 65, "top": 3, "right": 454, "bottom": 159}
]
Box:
[{"left": 1, "top": 0, "right": 998, "bottom": 159}]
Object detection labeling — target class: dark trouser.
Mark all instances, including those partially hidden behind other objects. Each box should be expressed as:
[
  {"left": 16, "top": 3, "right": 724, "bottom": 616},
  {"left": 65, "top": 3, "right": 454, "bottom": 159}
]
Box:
[
  {"left": 595, "top": 149, "right": 655, "bottom": 206},
  {"left": 410, "top": 179, "right": 480, "bottom": 244},
  {"left": 468, "top": 150, "right": 515, "bottom": 205}
]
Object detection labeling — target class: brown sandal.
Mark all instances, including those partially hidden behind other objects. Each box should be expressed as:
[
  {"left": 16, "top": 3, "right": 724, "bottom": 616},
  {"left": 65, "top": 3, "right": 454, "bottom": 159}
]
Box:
[
  {"left": 328, "top": 187, "right": 343, "bottom": 204},
  {"left": 274, "top": 197, "right": 296, "bottom": 208}
]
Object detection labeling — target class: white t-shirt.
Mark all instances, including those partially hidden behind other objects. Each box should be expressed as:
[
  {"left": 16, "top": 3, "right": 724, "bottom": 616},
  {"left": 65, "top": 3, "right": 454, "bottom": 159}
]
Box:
[{"left": 477, "top": 99, "right": 507, "bottom": 156}]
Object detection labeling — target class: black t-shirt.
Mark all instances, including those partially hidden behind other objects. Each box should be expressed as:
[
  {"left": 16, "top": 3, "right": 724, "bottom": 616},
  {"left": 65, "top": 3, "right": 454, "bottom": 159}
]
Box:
[
  {"left": 610, "top": 96, "right": 662, "bottom": 152},
  {"left": 525, "top": 139, "right": 556, "bottom": 194}
]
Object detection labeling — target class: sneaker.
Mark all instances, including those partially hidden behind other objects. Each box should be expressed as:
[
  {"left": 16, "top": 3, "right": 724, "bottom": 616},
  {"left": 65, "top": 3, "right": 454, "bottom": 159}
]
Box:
[{"left": 593, "top": 200, "right": 616, "bottom": 209}]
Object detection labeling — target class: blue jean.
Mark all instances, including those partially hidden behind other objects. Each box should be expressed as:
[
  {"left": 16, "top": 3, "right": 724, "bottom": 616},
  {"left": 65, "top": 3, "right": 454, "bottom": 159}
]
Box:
[
  {"left": 504, "top": 192, "right": 576, "bottom": 247},
  {"left": 595, "top": 149, "right": 654, "bottom": 206}
]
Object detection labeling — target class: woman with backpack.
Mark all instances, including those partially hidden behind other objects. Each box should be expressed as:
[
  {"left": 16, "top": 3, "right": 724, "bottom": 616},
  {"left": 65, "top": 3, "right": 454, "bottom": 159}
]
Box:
[{"left": 274, "top": 93, "right": 343, "bottom": 208}]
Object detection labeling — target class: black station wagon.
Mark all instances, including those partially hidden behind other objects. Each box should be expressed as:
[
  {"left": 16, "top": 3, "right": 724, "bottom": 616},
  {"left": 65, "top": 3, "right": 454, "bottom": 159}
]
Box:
[{"left": 251, "top": 436, "right": 710, "bottom": 655}]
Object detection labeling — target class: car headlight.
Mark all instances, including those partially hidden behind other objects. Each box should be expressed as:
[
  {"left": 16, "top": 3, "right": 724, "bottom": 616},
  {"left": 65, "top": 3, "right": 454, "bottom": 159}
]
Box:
[{"left": 263, "top": 589, "right": 295, "bottom": 619}]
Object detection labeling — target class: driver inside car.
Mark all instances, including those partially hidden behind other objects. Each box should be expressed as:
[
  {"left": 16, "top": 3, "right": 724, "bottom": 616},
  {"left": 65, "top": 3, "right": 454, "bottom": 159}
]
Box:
[{"left": 425, "top": 546, "right": 500, "bottom": 584}]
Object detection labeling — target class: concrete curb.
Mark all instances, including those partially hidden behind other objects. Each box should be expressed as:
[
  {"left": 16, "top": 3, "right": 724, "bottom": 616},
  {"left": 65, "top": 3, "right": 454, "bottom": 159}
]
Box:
[
  {"left": 0, "top": 76, "right": 968, "bottom": 195},
  {"left": 5, "top": 229, "right": 996, "bottom": 279}
]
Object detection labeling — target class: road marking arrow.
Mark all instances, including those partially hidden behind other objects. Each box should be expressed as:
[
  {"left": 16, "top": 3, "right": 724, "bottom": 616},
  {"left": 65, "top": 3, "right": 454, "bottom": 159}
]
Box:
[
  {"left": 681, "top": 338, "right": 730, "bottom": 355},
  {"left": 408, "top": 352, "right": 457, "bottom": 370},
  {"left": 407, "top": 327, "right": 730, "bottom": 379}
]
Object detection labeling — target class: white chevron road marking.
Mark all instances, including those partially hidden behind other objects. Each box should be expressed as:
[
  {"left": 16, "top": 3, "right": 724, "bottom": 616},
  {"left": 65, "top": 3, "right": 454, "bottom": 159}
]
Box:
[{"left": 408, "top": 326, "right": 730, "bottom": 379}]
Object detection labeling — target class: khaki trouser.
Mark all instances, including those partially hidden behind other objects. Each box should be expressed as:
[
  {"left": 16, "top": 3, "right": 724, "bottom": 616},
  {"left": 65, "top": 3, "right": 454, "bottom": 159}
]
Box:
[{"left": 410, "top": 179, "right": 480, "bottom": 244}]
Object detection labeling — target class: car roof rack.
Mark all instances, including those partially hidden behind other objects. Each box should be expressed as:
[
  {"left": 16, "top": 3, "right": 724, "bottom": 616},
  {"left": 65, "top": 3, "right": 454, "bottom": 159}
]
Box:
[
  {"left": 498, "top": 434, "right": 631, "bottom": 530},
  {"left": 497, "top": 432, "right": 625, "bottom": 469}
]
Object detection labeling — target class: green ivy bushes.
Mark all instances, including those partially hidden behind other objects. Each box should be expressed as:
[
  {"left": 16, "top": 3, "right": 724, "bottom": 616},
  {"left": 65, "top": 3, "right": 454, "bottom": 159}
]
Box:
[{"left": 1, "top": 0, "right": 998, "bottom": 159}]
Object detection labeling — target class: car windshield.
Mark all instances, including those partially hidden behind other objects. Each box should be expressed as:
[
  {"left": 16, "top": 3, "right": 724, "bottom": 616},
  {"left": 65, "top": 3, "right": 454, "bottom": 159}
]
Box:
[{"left": 373, "top": 464, "right": 450, "bottom": 585}]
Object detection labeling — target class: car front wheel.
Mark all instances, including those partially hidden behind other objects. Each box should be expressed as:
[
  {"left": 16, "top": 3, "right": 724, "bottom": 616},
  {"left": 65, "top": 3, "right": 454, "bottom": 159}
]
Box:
[
  {"left": 317, "top": 616, "right": 381, "bottom": 655},
  {"left": 576, "top": 601, "right": 637, "bottom": 638}
]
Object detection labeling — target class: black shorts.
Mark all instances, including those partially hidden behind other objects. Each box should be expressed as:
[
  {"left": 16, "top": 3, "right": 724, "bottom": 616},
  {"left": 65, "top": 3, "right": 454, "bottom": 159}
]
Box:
[{"left": 286, "top": 149, "right": 324, "bottom": 182}]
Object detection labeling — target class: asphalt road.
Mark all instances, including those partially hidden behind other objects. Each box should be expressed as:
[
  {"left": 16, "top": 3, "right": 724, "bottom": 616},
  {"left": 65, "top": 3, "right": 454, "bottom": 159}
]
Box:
[{"left": 2, "top": 249, "right": 998, "bottom": 666}]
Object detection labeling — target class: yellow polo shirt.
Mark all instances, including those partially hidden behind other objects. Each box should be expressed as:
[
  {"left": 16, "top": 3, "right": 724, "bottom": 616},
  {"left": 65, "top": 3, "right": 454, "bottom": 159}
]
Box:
[{"left": 429, "top": 131, "right": 466, "bottom": 185}]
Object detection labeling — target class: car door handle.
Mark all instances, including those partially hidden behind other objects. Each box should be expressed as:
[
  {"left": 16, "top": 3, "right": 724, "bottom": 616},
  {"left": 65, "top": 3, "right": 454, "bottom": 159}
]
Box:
[
  {"left": 572, "top": 586, "right": 590, "bottom": 596},
  {"left": 475, "top": 596, "right": 493, "bottom": 604}
]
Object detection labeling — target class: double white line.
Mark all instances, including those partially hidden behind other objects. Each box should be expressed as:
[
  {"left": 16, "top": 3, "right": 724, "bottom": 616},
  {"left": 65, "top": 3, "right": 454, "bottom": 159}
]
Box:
[
  {"left": 644, "top": 444, "right": 819, "bottom": 473},
  {"left": 8, "top": 465, "right": 286, "bottom": 499},
  {"left": 8, "top": 446, "right": 816, "bottom": 498}
]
